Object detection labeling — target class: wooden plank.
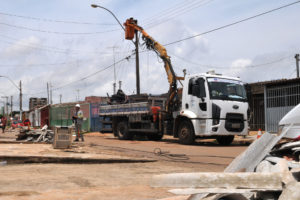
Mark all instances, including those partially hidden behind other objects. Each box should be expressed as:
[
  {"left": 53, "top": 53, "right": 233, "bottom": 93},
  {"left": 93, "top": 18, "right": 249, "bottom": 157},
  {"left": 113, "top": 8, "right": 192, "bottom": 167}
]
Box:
[{"left": 152, "top": 172, "right": 283, "bottom": 190}]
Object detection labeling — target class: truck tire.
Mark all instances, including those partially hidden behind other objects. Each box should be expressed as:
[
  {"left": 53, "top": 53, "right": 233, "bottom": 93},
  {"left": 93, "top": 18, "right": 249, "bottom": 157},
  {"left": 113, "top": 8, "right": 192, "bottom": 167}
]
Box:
[
  {"left": 178, "top": 120, "right": 195, "bottom": 145},
  {"left": 147, "top": 134, "right": 163, "bottom": 141},
  {"left": 216, "top": 135, "right": 234, "bottom": 146},
  {"left": 116, "top": 121, "right": 133, "bottom": 140}
]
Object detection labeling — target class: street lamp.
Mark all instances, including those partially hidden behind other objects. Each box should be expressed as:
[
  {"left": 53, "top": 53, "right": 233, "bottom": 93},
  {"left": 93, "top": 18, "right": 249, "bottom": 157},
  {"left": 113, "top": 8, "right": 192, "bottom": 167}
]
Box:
[
  {"left": 0, "top": 75, "right": 22, "bottom": 120},
  {"left": 90, "top": 4, "right": 125, "bottom": 31}
]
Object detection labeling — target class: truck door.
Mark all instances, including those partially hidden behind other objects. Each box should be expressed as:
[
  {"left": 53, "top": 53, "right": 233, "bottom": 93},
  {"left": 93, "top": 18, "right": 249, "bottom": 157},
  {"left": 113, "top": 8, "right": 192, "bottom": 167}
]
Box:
[{"left": 187, "top": 77, "right": 208, "bottom": 118}]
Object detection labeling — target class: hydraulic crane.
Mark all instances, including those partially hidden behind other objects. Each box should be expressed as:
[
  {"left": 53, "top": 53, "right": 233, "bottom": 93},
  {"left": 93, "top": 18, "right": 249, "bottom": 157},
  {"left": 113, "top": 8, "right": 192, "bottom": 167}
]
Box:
[{"left": 124, "top": 18, "right": 184, "bottom": 112}]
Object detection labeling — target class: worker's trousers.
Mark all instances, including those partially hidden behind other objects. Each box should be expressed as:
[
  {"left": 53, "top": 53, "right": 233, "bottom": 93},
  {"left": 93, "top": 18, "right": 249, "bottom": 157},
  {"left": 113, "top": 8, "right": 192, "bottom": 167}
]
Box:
[{"left": 75, "top": 123, "right": 83, "bottom": 140}]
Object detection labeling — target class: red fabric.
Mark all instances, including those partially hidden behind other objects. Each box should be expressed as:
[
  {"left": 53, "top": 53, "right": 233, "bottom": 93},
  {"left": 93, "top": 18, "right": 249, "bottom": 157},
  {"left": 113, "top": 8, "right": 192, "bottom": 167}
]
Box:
[
  {"left": 1, "top": 117, "right": 7, "bottom": 125},
  {"left": 151, "top": 106, "right": 161, "bottom": 122}
]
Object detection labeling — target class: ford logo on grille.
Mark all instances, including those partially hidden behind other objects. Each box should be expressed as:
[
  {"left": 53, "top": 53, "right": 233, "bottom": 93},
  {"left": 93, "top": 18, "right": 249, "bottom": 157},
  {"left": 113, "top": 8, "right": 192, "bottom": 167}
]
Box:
[{"left": 233, "top": 105, "right": 239, "bottom": 109}]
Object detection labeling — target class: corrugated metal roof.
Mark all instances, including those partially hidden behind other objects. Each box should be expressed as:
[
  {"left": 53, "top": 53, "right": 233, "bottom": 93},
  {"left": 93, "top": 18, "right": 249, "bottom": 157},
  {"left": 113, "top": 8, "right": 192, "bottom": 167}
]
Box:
[{"left": 247, "top": 77, "right": 300, "bottom": 86}]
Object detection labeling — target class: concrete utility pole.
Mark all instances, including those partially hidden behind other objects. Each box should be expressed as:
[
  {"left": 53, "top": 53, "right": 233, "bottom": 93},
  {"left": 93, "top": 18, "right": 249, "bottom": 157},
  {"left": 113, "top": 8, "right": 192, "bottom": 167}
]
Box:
[
  {"left": 47, "top": 82, "right": 50, "bottom": 104},
  {"left": 10, "top": 96, "right": 13, "bottom": 118},
  {"left": 59, "top": 94, "right": 62, "bottom": 104},
  {"left": 119, "top": 81, "right": 122, "bottom": 90},
  {"left": 135, "top": 30, "right": 140, "bottom": 95},
  {"left": 108, "top": 46, "right": 119, "bottom": 94},
  {"left": 295, "top": 54, "right": 300, "bottom": 78},
  {"left": 50, "top": 82, "right": 53, "bottom": 104},
  {"left": 19, "top": 80, "right": 22, "bottom": 120},
  {"left": 1, "top": 96, "right": 8, "bottom": 116},
  {"left": 76, "top": 89, "right": 80, "bottom": 101}
]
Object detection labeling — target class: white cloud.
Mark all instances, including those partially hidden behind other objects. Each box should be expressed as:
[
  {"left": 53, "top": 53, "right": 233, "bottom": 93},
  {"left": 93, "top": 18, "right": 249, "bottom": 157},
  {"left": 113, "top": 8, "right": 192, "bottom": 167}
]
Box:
[
  {"left": 227, "top": 58, "right": 252, "bottom": 77},
  {"left": 4, "top": 36, "right": 41, "bottom": 57}
]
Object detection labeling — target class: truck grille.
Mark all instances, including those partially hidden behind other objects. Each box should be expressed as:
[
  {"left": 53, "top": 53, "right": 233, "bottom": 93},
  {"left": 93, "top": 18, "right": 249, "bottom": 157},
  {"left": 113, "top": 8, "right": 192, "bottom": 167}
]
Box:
[{"left": 225, "top": 113, "right": 244, "bottom": 132}]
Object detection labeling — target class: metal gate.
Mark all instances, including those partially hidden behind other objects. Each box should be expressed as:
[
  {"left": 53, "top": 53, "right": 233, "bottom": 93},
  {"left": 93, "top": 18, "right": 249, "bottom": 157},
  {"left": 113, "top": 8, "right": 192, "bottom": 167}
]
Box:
[
  {"left": 265, "top": 82, "right": 300, "bottom": 132},
  {"left": 249, "top": 94, "right": 265, "bottom": 130}
]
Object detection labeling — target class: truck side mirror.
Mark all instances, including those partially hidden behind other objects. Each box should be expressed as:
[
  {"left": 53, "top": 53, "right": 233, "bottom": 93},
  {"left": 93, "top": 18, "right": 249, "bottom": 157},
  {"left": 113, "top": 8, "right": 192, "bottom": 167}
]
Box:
[{"left": 197, "top": 78, "right": 206, "bottom": 99}]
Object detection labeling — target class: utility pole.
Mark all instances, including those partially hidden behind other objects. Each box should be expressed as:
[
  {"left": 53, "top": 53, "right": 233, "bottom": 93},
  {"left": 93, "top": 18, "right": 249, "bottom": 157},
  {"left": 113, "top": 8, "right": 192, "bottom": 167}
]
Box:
[
  {"left": 47, "top": 82, "right": 50, "bottom": 104},
  {"left": 59, "top": 94, "right": 62, "bottom": 104},
  {"left": 108, "top": 46, "right": 119, "bottom": 94},
  {"left": 10, "top": 96, "right": 13, "bottom": 118},
  {"left": 135, "top": 29, "right": 140, "bottom": 95},
  {"left": 119, "top": 81, "right": 122, "bottom": 90},
  {"left": 19, "top": 80, "right": 22, "bottom": 120},
  {"left": 295, "top": 54, "right": 300, "bottom": 78},
  {"left": 76, "top": 89, "right": 80, "bottom": 101},
  {"left": 1, "top": 96, "right": 8, "bottom": 116},
  {"left": 50, "top": 82, "right": 53, "bottom": 104}
]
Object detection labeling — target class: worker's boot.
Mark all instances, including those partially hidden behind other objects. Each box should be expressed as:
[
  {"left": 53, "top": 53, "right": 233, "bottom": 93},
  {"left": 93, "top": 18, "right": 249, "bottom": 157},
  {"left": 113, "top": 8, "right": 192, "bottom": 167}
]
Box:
[{"left": 74, "top": 138, "right": 79, "bottom": 142}]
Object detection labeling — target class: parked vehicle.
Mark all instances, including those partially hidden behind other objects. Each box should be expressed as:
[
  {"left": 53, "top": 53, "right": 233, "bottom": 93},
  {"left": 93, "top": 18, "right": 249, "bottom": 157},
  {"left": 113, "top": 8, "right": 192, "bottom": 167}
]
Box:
[{"left": 99, "top": 18, "right": 249, "bottom": 145}]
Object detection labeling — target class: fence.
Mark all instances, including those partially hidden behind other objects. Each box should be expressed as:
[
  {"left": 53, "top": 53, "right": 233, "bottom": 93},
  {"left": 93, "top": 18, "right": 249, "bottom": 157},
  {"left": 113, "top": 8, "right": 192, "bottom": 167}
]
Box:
[
  {"left": 249, "top": 94, "right": 265, "bottom": 130},
  {"left": 265, "top": 82, "right": 300, "bottom": 132},
  {"left": 50, "top": 103, "right": 90, "bottom": 132}
]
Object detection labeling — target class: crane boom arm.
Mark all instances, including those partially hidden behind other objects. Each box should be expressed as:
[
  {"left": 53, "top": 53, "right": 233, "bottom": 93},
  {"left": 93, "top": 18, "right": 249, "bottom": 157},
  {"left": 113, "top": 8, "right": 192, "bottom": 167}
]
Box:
[
  {"left": 124, "top": 18, "right": 183, "bottom": 88},
  {"left": 124, "top": 18, "right": 183, "bottom": 112}
]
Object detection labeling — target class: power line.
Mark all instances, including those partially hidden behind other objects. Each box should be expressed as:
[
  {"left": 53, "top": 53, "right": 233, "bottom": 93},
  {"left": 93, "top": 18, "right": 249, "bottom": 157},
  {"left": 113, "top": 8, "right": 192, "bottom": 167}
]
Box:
[
  {"left": 164, "top": 1, "right": 300, "bottom": 46},
  {"left": 24, "top": 53, "right": 134, "bottom": 96},
  {"left": 170, "top": 52, "right": 292, "bottom": 69},
  {"left": 0, "top": 22, "right": 120, "bottom": 35},
  {"left": 0, "top": 34, "right": 133, "bottom": 55},
  {"left": 142, "top": 0, "right": 212, "bottom": 26},
  {"left": 0, "top": 11, "right": 118, "bottom": 26},
  {"left": 145, "top": 0, "right": 214, "bottom": 28}
]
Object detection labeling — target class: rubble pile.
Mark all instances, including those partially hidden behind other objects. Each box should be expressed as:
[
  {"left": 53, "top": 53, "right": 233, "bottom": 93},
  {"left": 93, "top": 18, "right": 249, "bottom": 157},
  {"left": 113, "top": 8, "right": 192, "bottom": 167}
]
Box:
[
  {"left": 153, "top": 130, "right": 300, "bottom": 200},
  {"left": 16, "top": 125, "right": 54, "bottom": 143},
  {"left": 256, "top": 140, "right": 300, "bottom": 173}
]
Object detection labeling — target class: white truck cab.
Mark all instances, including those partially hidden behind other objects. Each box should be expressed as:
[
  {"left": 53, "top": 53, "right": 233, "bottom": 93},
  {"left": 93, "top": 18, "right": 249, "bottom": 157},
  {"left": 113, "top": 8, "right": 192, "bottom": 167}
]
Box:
[{"left": 175, "top": 71, "right": 249, "bottom": 145}]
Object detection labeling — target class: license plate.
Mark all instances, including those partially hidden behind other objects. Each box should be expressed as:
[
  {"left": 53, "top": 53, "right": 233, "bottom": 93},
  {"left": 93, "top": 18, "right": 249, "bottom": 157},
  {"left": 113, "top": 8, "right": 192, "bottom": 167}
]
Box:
[{"left": 232, "top": 123, "right": 240, "bottom": 128}]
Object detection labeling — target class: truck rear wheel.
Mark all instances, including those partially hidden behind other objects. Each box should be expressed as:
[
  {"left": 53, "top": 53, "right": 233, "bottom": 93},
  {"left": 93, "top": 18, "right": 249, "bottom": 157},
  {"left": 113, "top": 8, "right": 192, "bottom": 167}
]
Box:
[
  {"left": 116, "top": 121, "right": 133, "bottom": 140},
  {"left": 216, "top": 135, "right": 234, "bottom": 145},
  {"left": 178, "top": 120, "right": 195, "bottom": 145}
]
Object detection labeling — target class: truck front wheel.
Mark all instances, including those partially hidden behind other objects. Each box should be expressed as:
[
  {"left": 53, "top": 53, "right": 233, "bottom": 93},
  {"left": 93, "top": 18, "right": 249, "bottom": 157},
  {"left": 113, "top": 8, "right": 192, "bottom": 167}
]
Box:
[
  {"left": 178, "top": 120, "right": 195, "bottom": 145},
  {"left": 216, "top": 135, "right": 234, "bottom": 145},
  {"left": 116, "top": 121, "right": 133, "bottom": 140}
]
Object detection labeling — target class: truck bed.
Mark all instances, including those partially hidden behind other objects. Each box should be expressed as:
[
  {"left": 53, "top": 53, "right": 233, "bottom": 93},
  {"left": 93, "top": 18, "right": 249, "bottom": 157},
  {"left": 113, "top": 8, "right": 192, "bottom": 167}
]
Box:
[{"left": 99, "top": 102, "right": 150, "bottom": 116}]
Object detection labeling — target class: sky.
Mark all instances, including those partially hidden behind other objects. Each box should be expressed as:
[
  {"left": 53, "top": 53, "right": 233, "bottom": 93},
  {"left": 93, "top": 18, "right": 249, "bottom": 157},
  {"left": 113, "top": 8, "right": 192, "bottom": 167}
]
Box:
[{"left": 0, "top": 0, "right": 299, "bottom": 110}]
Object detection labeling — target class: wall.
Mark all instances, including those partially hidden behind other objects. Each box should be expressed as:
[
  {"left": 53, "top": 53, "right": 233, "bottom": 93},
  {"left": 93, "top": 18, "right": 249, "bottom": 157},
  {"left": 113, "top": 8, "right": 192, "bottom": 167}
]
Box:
[{"left": 41, "top": 105, "right": 50, "bottom": 128}]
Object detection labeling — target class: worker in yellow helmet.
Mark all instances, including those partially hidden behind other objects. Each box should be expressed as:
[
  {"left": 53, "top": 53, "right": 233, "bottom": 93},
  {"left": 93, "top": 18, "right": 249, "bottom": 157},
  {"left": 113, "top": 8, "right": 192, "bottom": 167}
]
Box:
[{"left": 73, "top": 104, "right": 84, "bottom": 142}]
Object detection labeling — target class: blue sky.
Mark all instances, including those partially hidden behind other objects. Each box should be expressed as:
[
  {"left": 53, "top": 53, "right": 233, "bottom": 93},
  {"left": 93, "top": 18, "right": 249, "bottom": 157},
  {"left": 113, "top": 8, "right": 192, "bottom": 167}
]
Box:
[{"left": 0, "top": 0, "right": 299, "bottom": 110}]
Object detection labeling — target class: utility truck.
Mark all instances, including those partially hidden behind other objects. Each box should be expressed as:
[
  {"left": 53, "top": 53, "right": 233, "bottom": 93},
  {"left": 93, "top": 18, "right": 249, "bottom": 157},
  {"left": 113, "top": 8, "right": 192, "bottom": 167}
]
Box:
[{"left": 99, "top": 18, "right": 249, "bottom": 145}]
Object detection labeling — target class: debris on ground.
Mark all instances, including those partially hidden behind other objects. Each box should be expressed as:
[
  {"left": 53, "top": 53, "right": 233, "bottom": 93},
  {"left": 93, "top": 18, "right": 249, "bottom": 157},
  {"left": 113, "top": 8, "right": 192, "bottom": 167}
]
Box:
[
  {"left": 152, "top": 126, "right": 300, "bottom": 200},
  {"left": 16, "top": 125, "right": 54, "bottom": 143}
]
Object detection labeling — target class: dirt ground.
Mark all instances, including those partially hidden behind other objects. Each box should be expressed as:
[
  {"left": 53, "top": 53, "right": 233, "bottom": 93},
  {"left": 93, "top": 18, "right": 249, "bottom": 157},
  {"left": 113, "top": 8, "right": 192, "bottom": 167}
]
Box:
[{"left": 0, "top": 129, "right": 252, "bottom": 200}]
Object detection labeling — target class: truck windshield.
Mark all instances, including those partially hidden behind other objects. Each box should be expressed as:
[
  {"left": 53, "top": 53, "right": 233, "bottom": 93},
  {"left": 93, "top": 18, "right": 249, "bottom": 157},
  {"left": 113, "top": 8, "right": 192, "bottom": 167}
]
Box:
[{"left": 207, "top": 78, "right": 247, "bottom": 102}]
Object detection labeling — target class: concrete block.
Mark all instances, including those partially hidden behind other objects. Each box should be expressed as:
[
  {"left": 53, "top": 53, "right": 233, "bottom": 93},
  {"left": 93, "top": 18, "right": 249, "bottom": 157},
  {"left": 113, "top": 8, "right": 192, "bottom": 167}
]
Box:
[{"left": 152, "top": 172, "right": 283, "bottom": 190}]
